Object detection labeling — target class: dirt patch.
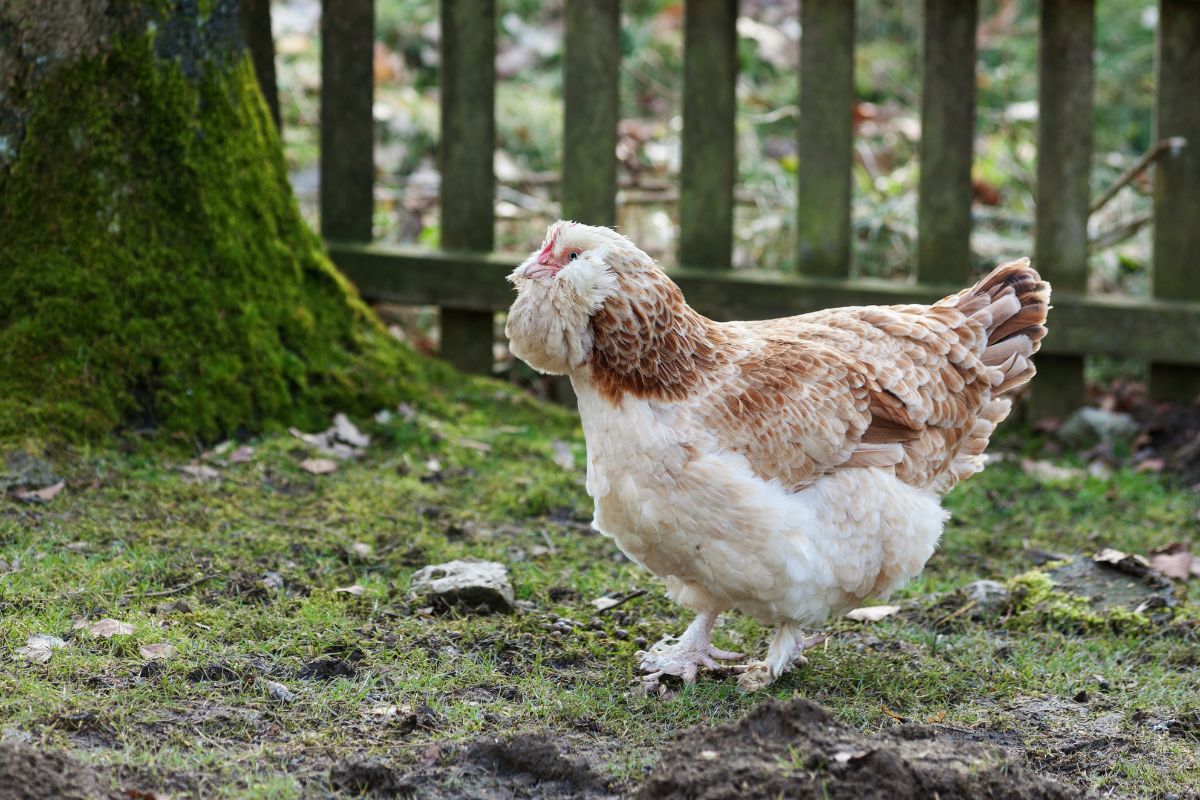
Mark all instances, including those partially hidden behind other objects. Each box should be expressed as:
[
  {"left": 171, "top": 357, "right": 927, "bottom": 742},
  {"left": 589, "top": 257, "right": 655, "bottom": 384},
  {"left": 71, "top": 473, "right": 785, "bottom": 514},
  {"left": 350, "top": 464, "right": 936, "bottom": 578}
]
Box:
[
  {"left": 1136, "top": 402, "right": 1200, "bottom": 485},
  {"left": 396, "top": 733, "right": 617, "bottom": 799},
  {"left": 635, "top": 699, "right": 1081, "bottom": 800},
  {"left": 329, "top": 757, "right": 416, "bottom": 796},
  {"left": 297, "top": 657, "right": 357, "bottom": 681},
  {"left": 0, "top": 741, "right": 122, "bottom": 800}
]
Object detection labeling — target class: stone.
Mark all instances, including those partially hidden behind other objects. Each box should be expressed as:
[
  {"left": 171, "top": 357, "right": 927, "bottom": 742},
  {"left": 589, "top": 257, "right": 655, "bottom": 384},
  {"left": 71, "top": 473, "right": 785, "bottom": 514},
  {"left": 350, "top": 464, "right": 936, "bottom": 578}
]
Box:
[
  {"left": 1056, "top": 407, "right": 1138, "bottom": 450},
  {"left": 410, "top": 560, "right": 515, "bottom": 614},
  {"left": 962, "top": 579, "right": 1009, "bottom": 613}
]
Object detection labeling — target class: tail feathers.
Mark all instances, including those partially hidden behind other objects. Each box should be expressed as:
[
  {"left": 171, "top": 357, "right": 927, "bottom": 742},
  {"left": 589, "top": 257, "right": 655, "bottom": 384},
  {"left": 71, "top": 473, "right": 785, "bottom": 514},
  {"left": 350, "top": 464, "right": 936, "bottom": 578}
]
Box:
[
  {"left": 942, "top": 257, "right": 1050, "bottom": 399},
  {"left": 933, "top": 259, "right": 1050, "bottom": 492}
]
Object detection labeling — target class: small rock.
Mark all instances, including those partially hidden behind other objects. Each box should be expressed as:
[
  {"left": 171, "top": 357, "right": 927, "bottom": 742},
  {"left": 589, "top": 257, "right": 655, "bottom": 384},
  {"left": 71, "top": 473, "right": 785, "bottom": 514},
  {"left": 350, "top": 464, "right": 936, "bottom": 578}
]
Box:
[
  {"left": 1056, "top": 407, "right": 1138, "bottom": 450},
  {"left": 263, "top": 679, "right": 296, "bottom": 703},
  {"left": 409, "top": 559, "right": 515, "bottom": 614},
  {"left": 961, "top": 579, "right": 1009, "bottom": 613}
]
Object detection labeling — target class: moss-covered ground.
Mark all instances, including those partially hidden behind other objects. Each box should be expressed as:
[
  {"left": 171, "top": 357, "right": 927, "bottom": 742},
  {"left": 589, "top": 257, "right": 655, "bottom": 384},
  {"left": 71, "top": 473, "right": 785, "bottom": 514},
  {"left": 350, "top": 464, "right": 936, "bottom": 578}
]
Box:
[{"left": 1, "top": 383, "right": 1198, "bottom": 798}]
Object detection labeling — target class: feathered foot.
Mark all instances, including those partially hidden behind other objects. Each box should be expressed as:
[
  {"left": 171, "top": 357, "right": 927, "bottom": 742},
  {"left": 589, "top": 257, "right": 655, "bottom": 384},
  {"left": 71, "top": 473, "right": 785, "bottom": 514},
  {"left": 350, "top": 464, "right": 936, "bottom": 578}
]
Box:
[
  {"left": 736, "top": 626, "right": 827, "bottom": 692},
  {"left": 638, "top": 612, "right": 741, "bottom": 689}
]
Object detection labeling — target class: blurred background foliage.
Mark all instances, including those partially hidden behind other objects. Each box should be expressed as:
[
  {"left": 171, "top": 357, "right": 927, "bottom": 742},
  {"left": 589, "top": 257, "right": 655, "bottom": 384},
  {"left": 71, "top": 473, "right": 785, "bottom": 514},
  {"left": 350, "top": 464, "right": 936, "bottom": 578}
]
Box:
[{"left": 272, "top": 0, "right": 1158, "bottom": 296}]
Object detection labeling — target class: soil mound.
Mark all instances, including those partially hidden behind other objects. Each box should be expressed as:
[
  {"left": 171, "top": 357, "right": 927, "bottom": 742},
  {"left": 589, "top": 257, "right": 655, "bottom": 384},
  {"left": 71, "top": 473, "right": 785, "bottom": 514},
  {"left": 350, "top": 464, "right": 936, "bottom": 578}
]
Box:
[
  {"left": 635, "top": 699, "right": 1082, "bottom": 800},
  {"left": 0, "top": 741, "right": 121, "bottom": 800}
]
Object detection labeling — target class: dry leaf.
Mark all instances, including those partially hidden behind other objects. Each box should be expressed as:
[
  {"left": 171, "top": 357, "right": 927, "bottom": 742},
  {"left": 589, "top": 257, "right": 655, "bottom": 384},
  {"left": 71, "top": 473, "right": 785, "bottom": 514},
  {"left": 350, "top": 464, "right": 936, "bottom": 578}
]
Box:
[
  {"left": 138, "top": 643, "right": 175, "bottom": 660},
  {"left": 16, "top": 634, "right": 66, "bottom": 663},
  {"left": 300, "top": 458, "right": 338, "bottom": 475},
  {"left": 179, "top": 464, "right": 220, "bottom": 482},
  {"left": 1148, "top": 543, "right": 1197, "bottom": 581},
  {"left": 1020, "top": 459, "right": 1084, "bottom": 482},
  {"left": 229, "top": 445, "right": 255, "bottom": 463},
  {"left": 334, "top": 584, "right": 365, "bottom": 596},
  {"left": 333, "top": 413, "right": 370, "bottom": 448},
  {"left": 590, "top": 596, "right": 620, "bottom": 611},
  {"left": 455, "top": 438, "right": 492, "bottom": 453},
  {"left": 846, "top": 605, "right": 901, "bottom": 623},
  {"left": 14, "top": 480, "right": 65, "bottom": 503},
  {"left": 76, "top": 618, "right": 135, "bottom": 638},
  {"left": 349, "top": 542, "right": 374, "bottom": 558}
]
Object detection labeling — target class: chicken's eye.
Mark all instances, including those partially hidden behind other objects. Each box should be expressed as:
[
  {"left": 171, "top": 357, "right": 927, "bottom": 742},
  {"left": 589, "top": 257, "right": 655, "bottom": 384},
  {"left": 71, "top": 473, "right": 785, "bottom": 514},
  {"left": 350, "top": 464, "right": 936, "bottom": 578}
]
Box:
[{"left": 569, "top": 252, "right": 579, "bottom": 261}]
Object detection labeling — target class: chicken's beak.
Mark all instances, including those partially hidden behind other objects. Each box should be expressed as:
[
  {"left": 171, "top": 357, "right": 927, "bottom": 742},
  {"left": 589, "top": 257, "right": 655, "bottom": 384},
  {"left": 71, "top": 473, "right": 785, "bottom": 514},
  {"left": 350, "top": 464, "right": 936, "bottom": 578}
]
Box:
[{"left": 521, "top": 255, "right": 562, "bottom": 280}]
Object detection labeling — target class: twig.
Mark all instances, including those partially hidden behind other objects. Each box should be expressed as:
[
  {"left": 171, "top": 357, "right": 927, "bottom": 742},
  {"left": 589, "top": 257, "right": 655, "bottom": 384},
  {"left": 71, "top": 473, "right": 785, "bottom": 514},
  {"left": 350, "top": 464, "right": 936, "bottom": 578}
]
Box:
[
  {"left": 1090, "top": 137, "right": 1187, "bottom": 216},
  {"left": 597, "top": 588, "right": 647, "bottom": 614},
  {"left": 1088, "top": 211, "right": 1154, "bottom": 253},
  {"left": 135, "top": 574, "right": 221, "bottom": 599}
]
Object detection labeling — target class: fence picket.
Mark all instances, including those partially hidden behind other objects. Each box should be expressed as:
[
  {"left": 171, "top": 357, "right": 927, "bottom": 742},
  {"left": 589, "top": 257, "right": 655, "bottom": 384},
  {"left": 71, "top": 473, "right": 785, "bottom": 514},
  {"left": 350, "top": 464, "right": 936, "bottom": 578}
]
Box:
[
  {"left": 439, "top": 0, "right": 497, "bottom": 374},
  {"left": 797, "top": 0, "right": 855, "bottom": 277},
  {"left": 1150, "top": 0, "right": 1200, "bottom": 402},
  {"left": 917, "top": 0, "right": 977, "bottom": 285},
  {"left": 1030, "top": 0, "right": 1094, "bottom": 419},
  {"left": 679, "top": 0, "right": 738, "bottom": 268},
  {"left": 564, "top": 0, "right": 620, "bottom": 227},
  {"left": 320, "top": 0, "right": 374, "bottom": 242}
]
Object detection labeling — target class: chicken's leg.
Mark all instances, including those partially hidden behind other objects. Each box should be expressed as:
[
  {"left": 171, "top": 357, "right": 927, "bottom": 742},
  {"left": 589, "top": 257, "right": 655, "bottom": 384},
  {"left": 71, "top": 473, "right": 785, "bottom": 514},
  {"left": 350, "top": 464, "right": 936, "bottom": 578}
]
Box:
[
  {"left": 736, "top": 624, "right": 827, "bottom": 691},
  {"left": 638, "top": 612, "right": 741, "bottom": 688}
]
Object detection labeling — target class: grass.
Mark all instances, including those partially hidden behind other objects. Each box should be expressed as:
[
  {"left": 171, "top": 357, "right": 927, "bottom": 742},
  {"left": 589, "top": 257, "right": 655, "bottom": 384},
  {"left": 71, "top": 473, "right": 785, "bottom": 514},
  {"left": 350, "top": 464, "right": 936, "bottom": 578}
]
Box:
[{"left": 1, "top": 383, "right": 1198, "bottom": 797}]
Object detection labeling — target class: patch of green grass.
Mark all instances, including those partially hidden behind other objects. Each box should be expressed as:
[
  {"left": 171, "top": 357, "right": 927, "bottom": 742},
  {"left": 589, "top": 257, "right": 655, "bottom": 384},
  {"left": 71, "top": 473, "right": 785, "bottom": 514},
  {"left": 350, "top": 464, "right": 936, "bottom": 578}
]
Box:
[{"left": 1, "top": 398, "right": 1197, "bottom": 796}]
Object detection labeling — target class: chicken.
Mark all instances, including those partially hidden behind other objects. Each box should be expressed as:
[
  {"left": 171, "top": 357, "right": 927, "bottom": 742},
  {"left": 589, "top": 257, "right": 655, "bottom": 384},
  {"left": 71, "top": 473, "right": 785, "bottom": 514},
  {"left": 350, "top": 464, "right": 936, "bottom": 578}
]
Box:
[{"left": 505, "top": 221, "right": 1049, "bottom": 690}]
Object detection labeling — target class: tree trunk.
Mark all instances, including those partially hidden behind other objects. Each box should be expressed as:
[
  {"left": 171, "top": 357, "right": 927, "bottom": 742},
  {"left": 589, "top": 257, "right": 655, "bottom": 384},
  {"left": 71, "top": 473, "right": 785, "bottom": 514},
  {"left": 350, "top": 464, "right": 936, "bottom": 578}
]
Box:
[{"left": 0, "top": 0, "right": 424, "bottom": 442}]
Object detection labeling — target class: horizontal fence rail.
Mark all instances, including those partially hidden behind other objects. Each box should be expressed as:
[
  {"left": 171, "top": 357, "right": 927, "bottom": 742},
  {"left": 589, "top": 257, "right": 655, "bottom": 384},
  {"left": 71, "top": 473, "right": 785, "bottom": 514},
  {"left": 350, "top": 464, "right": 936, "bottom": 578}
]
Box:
[{"left": 244, "top": 0, "right": 1200, "bottom": 416}]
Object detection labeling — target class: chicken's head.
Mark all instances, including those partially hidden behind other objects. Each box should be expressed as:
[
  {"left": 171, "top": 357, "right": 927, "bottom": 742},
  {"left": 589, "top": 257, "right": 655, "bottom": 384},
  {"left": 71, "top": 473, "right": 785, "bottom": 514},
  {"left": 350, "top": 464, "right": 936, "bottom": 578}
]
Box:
[{"left": 505, "top": 220, "right": 650, "bottom": 375}]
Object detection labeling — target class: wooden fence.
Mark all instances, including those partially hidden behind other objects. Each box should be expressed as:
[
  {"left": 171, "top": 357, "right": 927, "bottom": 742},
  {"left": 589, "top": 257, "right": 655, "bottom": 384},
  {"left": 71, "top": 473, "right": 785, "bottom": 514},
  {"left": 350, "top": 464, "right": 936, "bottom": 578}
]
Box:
[{"left": 242, "top": 0, "right": 1200, "bottom": 417}]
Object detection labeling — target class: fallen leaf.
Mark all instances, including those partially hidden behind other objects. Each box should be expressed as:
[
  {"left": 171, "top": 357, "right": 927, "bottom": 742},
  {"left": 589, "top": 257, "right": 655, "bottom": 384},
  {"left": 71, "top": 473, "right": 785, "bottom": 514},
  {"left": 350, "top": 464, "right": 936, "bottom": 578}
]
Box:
[
  {"left": 334, "top": 584, "right": 365, "bottom": 596},
  {"left": 590, "top": 596, "right": 620, "bottom": 611},
  {"left": 1020, "top": 459, "right": 1085, "bottom": 482},
  {"left": 332, "top": 413, "right": 370, "bottom": 448},
  {"left": 455, "top": 438, "right": 492, "bottom": 453},
  {"left": 75, "top": 618, "right": 135, "bottom": 638},
  {"left": 229, "top": 445, "right": 255, "bottom": 463},
  {"left": 551, "top": 440, "right": 574, "bottom": 470},
  {"left": 880, "top": 704, "right": 907, "bottom": 722},
  {"left": 179, "top": 464, "right": 220, "bottom": 482},
  {"left": 1148, "top": 543, "right": 1197, "bottom": 581},
  {"left": 424, "top": 457, "right": 442, "bottom": 473},
  {"left": 1135, "top": 457, "right": 1165, "bottom": 474},
  {"left": 349, "top": 542, "right": 374, "bottom": 558},
  {"left": 1093, "top": 548, "right": 1155, "bottom": 579},
  {"left": 138, "top": 643, "right": 175, "bottom": 660},
  {"left": 926, "top": 710, "right": 947, "bottom": 723},
  {"left": 16, "top": 634, "right": 66, "bottom": 663},
  {"left": 846, "top": 605, "right": 901, "bottom": 623},
  {"left": 14, "top": 480, "right": 65, "bottom": 503},
  {"left": 300, "top": 458, "right": 338, "bottom": 475}
]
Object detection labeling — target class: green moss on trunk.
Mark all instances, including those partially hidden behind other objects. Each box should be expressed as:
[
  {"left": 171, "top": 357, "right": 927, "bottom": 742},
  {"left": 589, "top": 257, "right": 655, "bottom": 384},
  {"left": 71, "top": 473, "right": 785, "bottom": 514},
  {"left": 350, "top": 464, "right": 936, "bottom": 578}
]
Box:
[{"left": 0, "top": 18, "right": 433, "bottom": 443}]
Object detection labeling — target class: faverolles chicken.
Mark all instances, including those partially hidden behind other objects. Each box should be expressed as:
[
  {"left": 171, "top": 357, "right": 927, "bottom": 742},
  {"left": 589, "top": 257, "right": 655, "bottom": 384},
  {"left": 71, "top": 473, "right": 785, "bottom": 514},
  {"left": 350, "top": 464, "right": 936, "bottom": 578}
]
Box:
[{"left": 505, "top": 221, "right": 1049, "bottom": 690}]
